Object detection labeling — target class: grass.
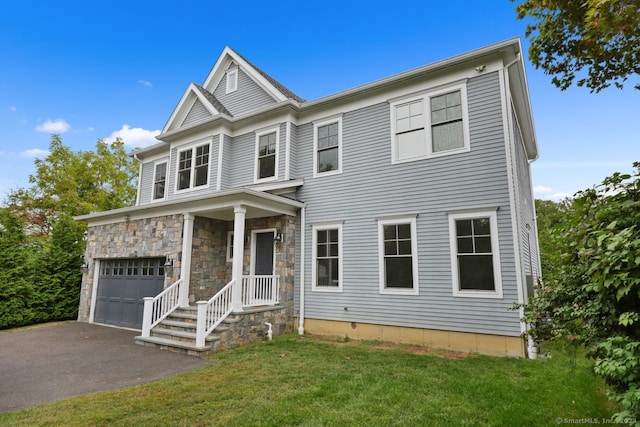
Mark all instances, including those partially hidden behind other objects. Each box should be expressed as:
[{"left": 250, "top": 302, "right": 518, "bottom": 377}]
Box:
[{"left": 0, "top": 335, "right": 614, "bottom": 426}]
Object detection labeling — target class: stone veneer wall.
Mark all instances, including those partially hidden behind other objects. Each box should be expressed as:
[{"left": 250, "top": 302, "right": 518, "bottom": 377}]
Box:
[{"left": 77, "top": 214, "right": 184, "bottom": 322}]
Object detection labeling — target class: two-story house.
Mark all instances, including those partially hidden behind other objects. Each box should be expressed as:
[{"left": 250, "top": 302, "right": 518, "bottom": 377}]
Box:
[{"left": 76, "top": 38, "right": 540, "bottom": 358}]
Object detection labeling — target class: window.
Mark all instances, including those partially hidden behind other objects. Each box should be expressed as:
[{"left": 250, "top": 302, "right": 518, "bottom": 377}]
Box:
[
  {"left": 255, "top": 128, "right": 279, "bottom": 182},
  {"left": 390, "top": 84, "right": 469, "bottom": 163},
  {"left": 226, "top": 67, "right": 238, "bottom": 93},
  {"left": 142, "top": 259, "right": 155, "bottom": 276},
  {"left": 312, "top": 222, "right": 343, "bottom": 291},
  {"left": 313, "top": 117, "right": 342, "bottom": 177},
  {"left": 126, "top": 260, "right": 138, "bottom": 276},
  {"left": 378, "top": 216, "right": 418, "bottom": 294},
  {"left": 448, "top": 210, "right": 503, "bottom": 298},
  {"left": 226, "top": 231, "right": 234, "bottom": 262},
  {"left": 152, "top": 162, "right": 167, "bottom": 200},
  {"left": 176, "top": 143, "right": 210, "bottom": 191}
]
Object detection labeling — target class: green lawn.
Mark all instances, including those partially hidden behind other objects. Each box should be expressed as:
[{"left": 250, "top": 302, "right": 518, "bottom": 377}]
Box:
[{"left": 0, "top": 335, "right": 614, "bottom": 426}]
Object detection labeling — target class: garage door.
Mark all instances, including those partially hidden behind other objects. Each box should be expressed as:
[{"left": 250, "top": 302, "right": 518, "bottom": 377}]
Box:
[{"left": 94, "top": 258, "right": 166, "bottom": 329}]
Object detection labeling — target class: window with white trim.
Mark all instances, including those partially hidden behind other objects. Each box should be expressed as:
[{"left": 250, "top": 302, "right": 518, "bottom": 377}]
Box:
[
  {"left": 226, "top": 231, "right": 234, "bottom": 262},
  {"left": 226, "top": 67, "right": 238, "bottom": 93},
  {"left": 176, "top": 143, "right": 210, "bottom": 191},
  {"left": 312, "top": 223, "right": 343, "bottom": 291},
  {"left": 390, "top": 84, "right": 469, "bottom": 163},
  {"left": 152, "top": 161, "right": 167, "bottom": 200},
  {"left": 448, "top": 210, "right": 503, "bottom": 298},
  {"left": 313, "top": 117, "right": 342, "bottom": 176},
  {"left": 255, "top": 128, "right": 279, "bottom": 182},
  {"left": 378, "top": 216, "right": 419, "bottom": 294}
]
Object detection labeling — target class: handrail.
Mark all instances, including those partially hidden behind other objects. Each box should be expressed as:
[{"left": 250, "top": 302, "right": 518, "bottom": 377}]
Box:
[
  {"left": 141, "top": 278, "right": 182, "bottom": 338},
  {"left": 195, "top": 279, "right": 235, "bottom": 348},
  {"left": 242, "top": 275, "right": 280, "bottom": 307}
]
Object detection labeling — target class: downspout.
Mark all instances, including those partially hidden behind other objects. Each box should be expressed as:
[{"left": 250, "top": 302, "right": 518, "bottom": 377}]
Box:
[{"left": 298, "top": 205, "right": 306, "bottom": 335}]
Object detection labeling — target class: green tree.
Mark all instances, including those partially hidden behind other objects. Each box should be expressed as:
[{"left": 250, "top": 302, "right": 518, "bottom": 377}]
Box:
[
  {"left": 534, "top": 198, "right": 570, "bottom": 279},
  {"left": 522, "top": 163, "right": 640, "bottom": 420},
  {"left": 513, "top": 0, "right": 640, "bottom": 91}
]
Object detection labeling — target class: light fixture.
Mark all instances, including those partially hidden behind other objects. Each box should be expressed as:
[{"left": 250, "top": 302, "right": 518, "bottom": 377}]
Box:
[
  {"left": 81, "top": 260, "right": 89, "bottom": 273},
  {"left": 274, "top": 232, "right": 284, "bottom": 242},
  {"left": 164, "top": 257, "right": 174, "bottom": 274}
]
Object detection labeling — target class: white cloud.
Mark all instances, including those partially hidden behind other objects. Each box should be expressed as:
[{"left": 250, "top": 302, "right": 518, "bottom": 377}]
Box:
[
  {"left": 534, "top": 185, "right": 572, "bottom": 202},
  {"left": 20, "top": 148, "right": 50, "bottom": 158},
  {"left": 138, "top": 80, "right": 152, "bottom": 87},
  {"left": 105, "top": 124, "right": 160, "bottom": 148},
  {"left": 533, "top": 185, "right": 553, "bottom": 195},
  {"left": 35, "top": 119, "right": 71, "bottom": 133}
]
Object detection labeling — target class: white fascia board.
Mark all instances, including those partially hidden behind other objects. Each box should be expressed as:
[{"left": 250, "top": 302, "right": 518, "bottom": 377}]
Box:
[
  {"left": 161, "top": 83, "right": 219, "bottom": 134},
  {"left": 202, "top": 46, "right": 288, "bottom": 102}
]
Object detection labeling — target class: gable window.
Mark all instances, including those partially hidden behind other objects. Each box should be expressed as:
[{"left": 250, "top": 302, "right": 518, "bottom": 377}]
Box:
[
  {"left": 254, "top": 127, "right": 279, "bottom": 182},
  {"left": 177, "top": 143, "right": 210, "bottom": 191},
  {"left": 313, "top": 116, "right": 342, "bottom": 177},
  {"left": 226, "top": 67, "right": 238, "bottom": 93},
  {"left": 312, "top": 222, "right": 343, "bottom": 292},
  {"left": 390, "top": 84, "right": 469, "bottom": 163},
  {"left": 152, "top": 162, "right": 167, "bottom": 200},
  {"left": 378, "top": 216, "right": 418, "bottom": 294},
  {"left": 448, "top": 210, "right": 503, "bottom": 298}
]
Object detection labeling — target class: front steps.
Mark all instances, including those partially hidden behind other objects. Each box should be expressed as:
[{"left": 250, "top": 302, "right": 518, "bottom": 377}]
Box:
[{"left": 135, "top": 306, "right": 235, "bottom": 357}]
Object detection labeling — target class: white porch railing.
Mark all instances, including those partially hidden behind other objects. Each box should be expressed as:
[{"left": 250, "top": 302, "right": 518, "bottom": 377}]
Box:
[
  {"left": 242, "top": 275, "right": 280, "bottom": 307},
  {"left": 195, "top": 279, "right": 234, "bottom": 348},
  {"left": 141, "top": 278, "right": 183, "bottom": 338}
]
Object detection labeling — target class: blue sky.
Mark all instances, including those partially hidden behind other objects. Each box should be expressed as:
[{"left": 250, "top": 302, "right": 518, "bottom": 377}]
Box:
[{"left": 1, "top": 1, "right": 638, "bottom": 202}]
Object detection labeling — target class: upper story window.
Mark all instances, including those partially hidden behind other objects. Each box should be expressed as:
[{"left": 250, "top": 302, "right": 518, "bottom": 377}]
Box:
[
  {"left": 390, "top": 84, "right": 469, "bottom": 163},
  {"left": 226, "top": 67, "right": 238, "bottom": 94},
  {"left": 378, "top": 215, "right": 419, "bottom": 295},
  {"left": 313, "top": 116, "right": 342, "bottom": 177},
  {"left": 254, "top": 127, "right": 279, "bottom": 183},
  {"left": 312, "top": 222, "right": 343, "bottom": 292},
  {"left": 152, "top": 161, "right": 167, "bottom": 200},
  {"left": 177, "top": 143, "right": 210, "bottom": 191},
  {"left": 448, "top": 209, "right": 503, "bottom": 298}
]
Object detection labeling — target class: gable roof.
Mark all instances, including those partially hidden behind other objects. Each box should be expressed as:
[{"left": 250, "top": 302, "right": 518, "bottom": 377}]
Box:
[{"left": 161, "top": 82, "right": 230, "bottom": 134}]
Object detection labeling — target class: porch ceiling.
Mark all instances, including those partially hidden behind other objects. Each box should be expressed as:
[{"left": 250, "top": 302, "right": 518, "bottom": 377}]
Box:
[{"left": 75, "top": 188, "right": 304, "bottom": 226}]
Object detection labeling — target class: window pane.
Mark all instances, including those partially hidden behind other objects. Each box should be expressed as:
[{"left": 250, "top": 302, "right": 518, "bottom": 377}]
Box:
[
  {"left": 457, "top": 237, "right": 473, "bottom": 253},
  {"left": 397, "top": 129, "right": 426, "bottom": 159},
  {"left": 384, "top": 241, "right": 397, "bottom": 256},
  {"left": 431, "top": 108, "right": 446, "bottom": 124},
  {"left": 409, "top": 101, "right": 423, "bottom": 116},
  {"left": 398, "top": 240, "right": 412, "bottom": 255},
  {"left": 397, "top": 224, "right": 411, "bottom": 239},
  {"left": 456, "top": 219, "right": 472, "bottom": 237},
  {"left": 154, "top": 181, "right": 165, "bottom": 199},
  {"left": 317, "top": 230, "right": 327, "bottom": 244},
  {"left": 446, "top": 91, "right": 461, "bottom": 107},
  {"left": 318, "top": 125, "right": 328, "bottom": 138},
  {"left": 328, "top": 123, "right": 339, "bottom": 136},
  {"left": 458, "top": 255, "right": 495, "bottom": 290},
  {"left": 430, "top": 94, "right": 446, "bottom": 111},
  {"left": 447, "top": 105, "right": 462, "bottom": 120},
  {"left": 318, "top": 147, "right": 338, "bottom": 172},
  {"left": 385, "top": 257, "right": 413, "bottom": 288},
  {"left": 317, "top": 243, "right": 327, "bottom": 258},
  {"left": 396, "top": 104, "right": 410, "bottom": 119},
  {"left": 330, "top": 258, "right": 339, "bottom": 285},
  {"left": 329, "top": 243, "right": 338, "bottom": 257},
  {"left": 475, "top": 237, "right": 492, "bottom": 253},
  {"left": 384, "top": 225, "right": 396, "bottom": 240},
  {"left": 473, "top": 218, "right": 490, "bottom": 235},
  {"left": 432, "top": 120, "right": 464, "bottom": 152},
  {"left": 195, "top": 165, "right": 208, "bottom": 186},
  {"left": 317, "top": 258, "right": 331, "bottom": 287},
  {"left": 397, "top": 117, "right": 411, "bottom": 133},
  {"left": 328, "top": 229, "right": 338, "bottom": 242},
  {"left": 178, "top": 170, "right": 191, "bottom": 190},
  {"left": 259, "top": 155, "right": 275, "bottom": 179}
]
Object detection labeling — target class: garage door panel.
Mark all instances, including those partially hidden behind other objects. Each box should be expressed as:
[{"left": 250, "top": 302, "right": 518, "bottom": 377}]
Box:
[{"left": 95, "top": 258, "right": 165, "bottom": 329}]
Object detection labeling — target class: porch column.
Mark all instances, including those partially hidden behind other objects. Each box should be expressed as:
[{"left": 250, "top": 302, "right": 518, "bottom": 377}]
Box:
[
  {"left": 179, "top": 213, "right": 194, "bottom": 306},
  {"left": 231, "top": 205, "right": 246, "bottom": 312}
]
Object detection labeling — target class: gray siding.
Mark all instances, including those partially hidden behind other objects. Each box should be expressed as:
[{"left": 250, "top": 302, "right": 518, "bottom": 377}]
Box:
[
  {"left": 213, "top": 68, "right": 277, "bottom": 117},
  {"left": 182, "top": 99, "right": 212, "bottom": 127},
  {"left": 290, "top": 123, "right": 298, "bottom": 179},
  {"left": 220, "top": 134, "right": 232, "bottom": 190},
  {"left": 295, "top": 72, "right": 522, "bottom": 336},
  {"left": 513, "top": 108, "right": 540, "bottom": 294},
  {"left": 138, "top": 161, "right": 156, "bottom": 205}
]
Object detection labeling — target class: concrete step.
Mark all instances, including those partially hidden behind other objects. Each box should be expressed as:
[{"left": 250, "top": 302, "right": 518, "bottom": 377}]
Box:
[
  {"left": 135, "top": 335, "right": 211, "bottom": 357},
  {"left": 151, "top": 327, "right": 220, "bottom": 343}
]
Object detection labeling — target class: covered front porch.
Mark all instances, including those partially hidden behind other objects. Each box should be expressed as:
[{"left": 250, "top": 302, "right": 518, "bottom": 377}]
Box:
[{"left": 77, "top": 188, "right": 303, "bottom": 353}]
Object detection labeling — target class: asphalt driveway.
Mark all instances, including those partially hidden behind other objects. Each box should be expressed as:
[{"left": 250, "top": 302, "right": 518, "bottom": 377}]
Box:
[{"left": 0, "top": 322, "right": 211, "bottom": 412}]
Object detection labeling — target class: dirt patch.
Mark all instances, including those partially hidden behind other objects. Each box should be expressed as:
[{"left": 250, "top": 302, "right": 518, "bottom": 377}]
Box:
[{"left": 302, "top": 334, "right": 469, "bottom": 359}]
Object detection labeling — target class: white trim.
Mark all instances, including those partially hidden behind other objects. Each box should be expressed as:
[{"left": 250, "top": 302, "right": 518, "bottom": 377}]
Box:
[
  {"left": 312, "top": 115, "right": 343, "bottom": 178},
  {"left": 89, "top": 259, "right": 100, "bottom": 323},
  {"left": 390, "top": 83, "right": 470, "bottom": 164},
  {"left": 284, "top": 121, "right": 291, "bottom": 180},
  {"left": 151, "top": 160, "right": 168, "bottom": 202},
  {"left": 250, "top": 228, "right": 277, "bottom": 275},
  {"left": 216, "top": 132, "right": 224, "bottom": 191},
  {"left": 174, "top": 139, "right": 212, "bottom": 193},
  {"left": 311, "top": 222, "right": 343, "bottom": 293},
  {"left": 225, "top": 67, "right": 238, "bottom": 94},
  {"left": 135, "top": 161, "right": 142, "bottom": 206},
  {"left": 226, "top": 231, "right": 234, "bottom": 262},
  {"left": 253, "top": 126, "right": 280, "bottom": 184},
  {"left": 377, "top": 216, "right": 419, "bottom": 295},
  {"left": 448, "top": 209, "right": 503, "bottom": 299}
]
